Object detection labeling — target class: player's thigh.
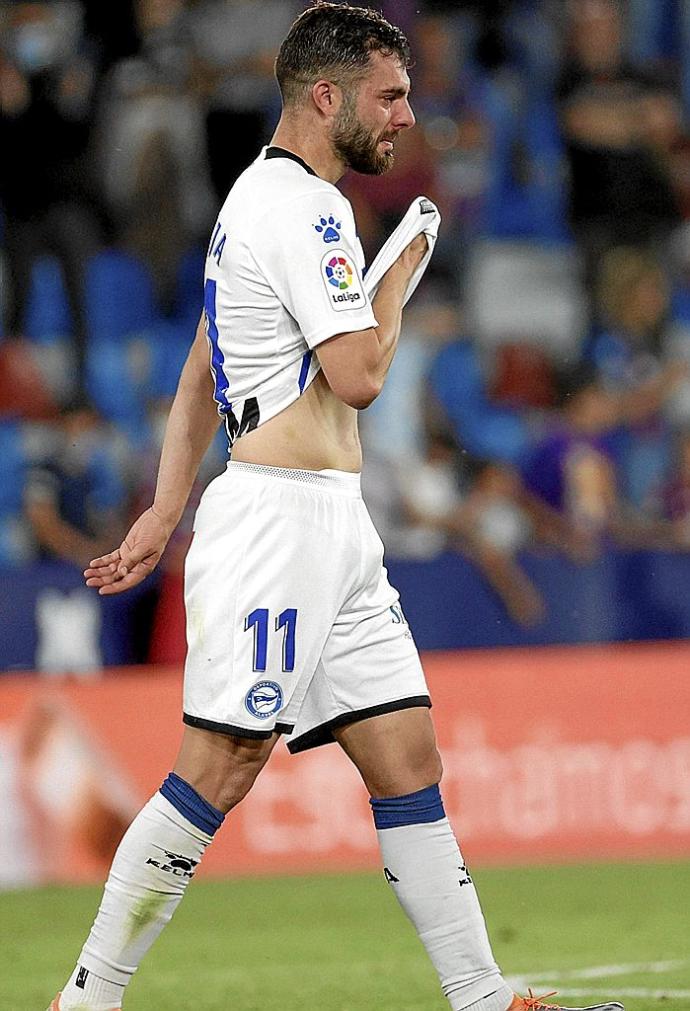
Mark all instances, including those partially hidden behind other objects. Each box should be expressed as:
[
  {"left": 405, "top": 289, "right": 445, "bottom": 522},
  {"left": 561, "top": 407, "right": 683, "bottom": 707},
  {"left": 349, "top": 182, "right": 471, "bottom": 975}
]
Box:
[{"left": 334, "top": 706, "right": 443, "bottom": 799}]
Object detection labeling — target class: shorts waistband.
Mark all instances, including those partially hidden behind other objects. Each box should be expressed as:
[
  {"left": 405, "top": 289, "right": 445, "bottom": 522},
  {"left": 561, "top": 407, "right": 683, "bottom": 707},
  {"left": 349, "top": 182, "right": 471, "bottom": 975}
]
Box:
[{"left": 226, "top": 460, "right": 362, "bottom": 497}]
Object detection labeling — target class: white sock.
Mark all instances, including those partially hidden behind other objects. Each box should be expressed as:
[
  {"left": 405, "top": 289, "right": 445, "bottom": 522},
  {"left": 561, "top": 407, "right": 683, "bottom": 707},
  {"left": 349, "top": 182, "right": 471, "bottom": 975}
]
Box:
[
  {"left": 373, "top": 787, "right": 510, "bottom": 1011},
  {"left": 464, "top": 990, "right": 515, "bottom": 1011},
  {"left": 60, "top": 966, "right": 123, "bottom": 1011},
  {"left": 59, "top": 788, "right": 216, "bottom": 1010}
]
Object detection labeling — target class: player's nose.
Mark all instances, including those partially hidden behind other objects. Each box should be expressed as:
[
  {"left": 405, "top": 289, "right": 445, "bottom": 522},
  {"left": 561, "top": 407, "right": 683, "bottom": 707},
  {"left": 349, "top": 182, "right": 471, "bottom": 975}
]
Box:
[{"left": 396, "top": 98, "right": 416, "bottom": 130}]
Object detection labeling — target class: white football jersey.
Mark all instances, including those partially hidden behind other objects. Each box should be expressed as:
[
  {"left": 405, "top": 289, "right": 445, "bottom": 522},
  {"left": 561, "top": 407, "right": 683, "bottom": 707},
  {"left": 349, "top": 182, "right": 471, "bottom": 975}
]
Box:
[{"left": 203, "top": 146, "right": 378, "bottom": 447}]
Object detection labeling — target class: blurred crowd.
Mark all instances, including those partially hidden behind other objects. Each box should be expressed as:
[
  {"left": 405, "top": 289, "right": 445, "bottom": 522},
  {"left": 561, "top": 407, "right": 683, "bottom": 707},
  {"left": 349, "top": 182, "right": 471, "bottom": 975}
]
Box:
[{"left": 3, "top": 0, "right": 690, "bottom": 637}]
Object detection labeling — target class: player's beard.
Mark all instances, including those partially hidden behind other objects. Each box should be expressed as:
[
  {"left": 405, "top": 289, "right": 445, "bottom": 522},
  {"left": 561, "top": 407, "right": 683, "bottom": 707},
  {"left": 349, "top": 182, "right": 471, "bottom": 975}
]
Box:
[{"left": 332, "top": 91, "right": 394, "bottom": 175}]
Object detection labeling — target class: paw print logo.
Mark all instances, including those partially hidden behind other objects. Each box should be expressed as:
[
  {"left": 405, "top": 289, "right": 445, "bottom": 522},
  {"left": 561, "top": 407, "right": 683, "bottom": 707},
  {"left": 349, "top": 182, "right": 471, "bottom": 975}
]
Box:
[{"left": 314, "top": 215, "right": 342, "bottom": 244}]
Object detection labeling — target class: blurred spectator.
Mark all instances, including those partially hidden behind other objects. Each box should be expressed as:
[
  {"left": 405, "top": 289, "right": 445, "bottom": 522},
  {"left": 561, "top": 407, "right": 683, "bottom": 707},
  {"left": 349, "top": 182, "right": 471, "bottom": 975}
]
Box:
[
  {"left": 188, "top": 0, "right": 299, "bottom": 202},
  {"left": 24, "top": 398, "right": 125, "bottom": 568},
  {"left": 361, "top": 294, "right": 461, "bottom": 462},
  {"left": 592, "top": 247, "right": 669, "bottom": 379},
  {"left": 589, "top": 246, "right": 689, "bottom": 504},
  {"left": 557, "top": 0, "right": 680, "bottom": 283},
  {"left": 454, "top": 459, "right": 545, "bottom": 628},
  {"left": 0, "top": 0, "right": 103, "bottom": 394},
  {"left": 653, "top": 427, "right": 690, "bottom": 547},
  {"left": 365, "top": 429, "right": 575, "bottom": 628},
  {"left": 100, "top": 0, "right": 215, "bottom": 307},
  {"left": 363, "top": 432, "right": 544, "bottom": 625},
  {"left": 523, "top": 364, "right": 680, "bottom": 550},
  {"left": 523, "top": 364, "right": 623, "bottom": 541}
]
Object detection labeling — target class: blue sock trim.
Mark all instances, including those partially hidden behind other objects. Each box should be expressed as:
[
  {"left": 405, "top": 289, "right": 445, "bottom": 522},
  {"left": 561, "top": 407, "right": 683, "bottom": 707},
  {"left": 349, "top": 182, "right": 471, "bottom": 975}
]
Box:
[
  {"left": 160, "top": 772, "right": 225, "bottom": 836},
  {"left": 370, "top": 784, "right": 445, "bottom": 830}
]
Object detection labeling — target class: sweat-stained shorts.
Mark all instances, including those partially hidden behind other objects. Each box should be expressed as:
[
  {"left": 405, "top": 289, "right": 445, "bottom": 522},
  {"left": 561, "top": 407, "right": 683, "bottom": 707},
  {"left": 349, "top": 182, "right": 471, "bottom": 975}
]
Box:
[{"left": 182, "top": 461, "right": 431, "bottom": 753}]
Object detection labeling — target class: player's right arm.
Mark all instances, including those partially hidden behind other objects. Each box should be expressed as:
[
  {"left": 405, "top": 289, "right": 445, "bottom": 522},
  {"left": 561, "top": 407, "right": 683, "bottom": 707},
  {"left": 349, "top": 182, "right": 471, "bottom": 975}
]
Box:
[{"left": 84, "top": 313, "right": 221, "bottom": 595}]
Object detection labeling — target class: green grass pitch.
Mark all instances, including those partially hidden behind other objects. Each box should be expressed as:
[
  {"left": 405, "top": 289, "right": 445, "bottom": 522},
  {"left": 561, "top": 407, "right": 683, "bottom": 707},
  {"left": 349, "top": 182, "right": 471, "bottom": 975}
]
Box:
[{"left": 2, "top": 860, "right": 689, "bottom": 1010}]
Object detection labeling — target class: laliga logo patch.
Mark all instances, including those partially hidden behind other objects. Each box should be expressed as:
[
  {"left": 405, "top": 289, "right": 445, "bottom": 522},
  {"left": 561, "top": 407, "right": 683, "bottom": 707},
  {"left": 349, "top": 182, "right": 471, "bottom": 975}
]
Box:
[
  {"left": 245, "top": 680, "right": 283, "bottom": 719},
  {"left": 314, "top": 215, "right": 342, "bottom": 243},
  {"left": 320, "top": 250, "right": 364, "bottom": 310},
  {"left": 325, "top": 254, "right": 353, "bottom": 290}
]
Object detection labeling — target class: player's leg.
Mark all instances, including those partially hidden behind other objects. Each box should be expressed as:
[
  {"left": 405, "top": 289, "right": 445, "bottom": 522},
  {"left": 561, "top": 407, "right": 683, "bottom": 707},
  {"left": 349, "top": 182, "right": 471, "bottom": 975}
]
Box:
[
  {"left": 335, "top": 709, "right": 624, "bottom": 1011},
  {"left": 55, "top": 463, "right": 352, "bottom": 1010},
  {"left": 334, "top": 707, "right": 513, "bottom": 1011},
  {"left": 55, "top": 726, "right": 278, "bottom": 1011}
]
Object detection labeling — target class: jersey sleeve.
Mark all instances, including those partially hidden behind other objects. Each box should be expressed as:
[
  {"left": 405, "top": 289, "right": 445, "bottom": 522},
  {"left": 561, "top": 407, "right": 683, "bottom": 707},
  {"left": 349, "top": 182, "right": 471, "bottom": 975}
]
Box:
[{"left": 251, "top": 188, "right": 378, "bottom": 349}]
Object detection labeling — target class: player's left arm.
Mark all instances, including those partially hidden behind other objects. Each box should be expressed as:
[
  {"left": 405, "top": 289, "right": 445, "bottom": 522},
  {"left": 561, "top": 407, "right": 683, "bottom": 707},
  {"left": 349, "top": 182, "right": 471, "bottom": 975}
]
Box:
[
  {"left": 316, "top": 232, "right": 428, "bottom": 405},
  {"left": 85, "top": 313, "right": 221, "bottom": 594}
]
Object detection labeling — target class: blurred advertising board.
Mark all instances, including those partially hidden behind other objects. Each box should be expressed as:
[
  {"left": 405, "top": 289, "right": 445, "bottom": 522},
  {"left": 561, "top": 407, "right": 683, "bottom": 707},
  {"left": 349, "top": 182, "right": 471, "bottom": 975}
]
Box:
[{"left": 0, "top": 642, "right": 688, "bottom": 889}]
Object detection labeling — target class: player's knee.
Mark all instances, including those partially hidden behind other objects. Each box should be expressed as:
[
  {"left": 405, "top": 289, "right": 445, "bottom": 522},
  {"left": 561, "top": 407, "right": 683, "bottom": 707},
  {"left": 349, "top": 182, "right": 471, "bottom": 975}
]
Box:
[
  {"left": 409, "top": 742, "right": 442, "bottom": 789},
  {"left": 174, "top": 728, "right": 275, "bottom": 813},
  {"left": 370, "top": 742, "right": 443, "bottom": 798},
  {"left": 221, "top": 737, "right": 277, "bottom": 808},
  {"left": 216, "top": 762, "right": 263, "bottom": 811}
]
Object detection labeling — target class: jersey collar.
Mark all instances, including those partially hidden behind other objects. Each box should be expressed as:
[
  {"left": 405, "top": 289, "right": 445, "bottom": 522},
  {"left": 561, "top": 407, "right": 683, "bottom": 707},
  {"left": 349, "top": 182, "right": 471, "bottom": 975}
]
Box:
[{"left": 265, "top": 146, "right": 318, "bottom": 177}]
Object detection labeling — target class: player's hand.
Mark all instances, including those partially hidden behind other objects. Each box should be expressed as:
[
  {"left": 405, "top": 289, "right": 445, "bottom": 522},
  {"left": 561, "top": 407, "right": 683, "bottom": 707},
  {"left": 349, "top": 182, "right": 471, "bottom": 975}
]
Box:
[
  {"left": 380, "top": 233, "right": 429, "bottom": 291},
  {"left": 84, "top": 507, "right": 173, "bottom": 595},
  {"left": 397, "top": 232, "right": 429, "bottom": 272}
]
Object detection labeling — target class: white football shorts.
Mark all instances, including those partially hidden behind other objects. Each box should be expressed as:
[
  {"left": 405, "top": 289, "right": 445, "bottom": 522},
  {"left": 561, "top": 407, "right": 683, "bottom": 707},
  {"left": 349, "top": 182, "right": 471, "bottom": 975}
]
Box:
[{"left": 182, "top": 461, "right": 430, "bottom": 753}]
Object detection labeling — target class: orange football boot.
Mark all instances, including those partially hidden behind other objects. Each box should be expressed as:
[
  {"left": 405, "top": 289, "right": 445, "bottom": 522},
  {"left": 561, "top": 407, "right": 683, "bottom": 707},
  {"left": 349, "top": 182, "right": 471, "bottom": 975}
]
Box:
[{"left": 508, "top": 990, "right": 624, "bottom": 1011}]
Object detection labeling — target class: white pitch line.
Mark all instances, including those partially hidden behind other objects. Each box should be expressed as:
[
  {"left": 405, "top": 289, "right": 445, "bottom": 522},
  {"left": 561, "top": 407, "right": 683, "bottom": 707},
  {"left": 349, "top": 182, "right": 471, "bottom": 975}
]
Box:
[
  {"left": 506, "top": 959, "right": 690, "bottom": 1003},
  {"left": 551, "top": 987, "right": 690, "bottom": 1000},
  {"left": 507, "top": 958, "right": 690, "bottom": 985},
  {"left": 559, "top": 960, "right": 689, "bottom": 980}
]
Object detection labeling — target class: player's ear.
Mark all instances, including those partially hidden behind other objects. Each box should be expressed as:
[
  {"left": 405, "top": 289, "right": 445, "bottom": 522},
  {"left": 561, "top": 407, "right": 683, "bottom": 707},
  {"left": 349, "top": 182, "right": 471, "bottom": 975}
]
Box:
[{"left": 312, "top": 79, "right": 342, "bottom": 118}]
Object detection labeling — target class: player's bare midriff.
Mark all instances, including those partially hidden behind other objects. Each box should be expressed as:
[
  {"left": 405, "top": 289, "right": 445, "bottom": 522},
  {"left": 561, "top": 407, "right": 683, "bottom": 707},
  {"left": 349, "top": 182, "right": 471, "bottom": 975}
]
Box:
[{"left": 230, "top": 370, "right": 363, "bottom": 472}]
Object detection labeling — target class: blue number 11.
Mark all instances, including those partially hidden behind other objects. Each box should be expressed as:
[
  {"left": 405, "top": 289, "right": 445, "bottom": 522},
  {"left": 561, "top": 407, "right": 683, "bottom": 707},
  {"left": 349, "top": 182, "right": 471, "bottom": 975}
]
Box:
[{"left": 245, "top": 608, "right": 298, "bottom": 672}]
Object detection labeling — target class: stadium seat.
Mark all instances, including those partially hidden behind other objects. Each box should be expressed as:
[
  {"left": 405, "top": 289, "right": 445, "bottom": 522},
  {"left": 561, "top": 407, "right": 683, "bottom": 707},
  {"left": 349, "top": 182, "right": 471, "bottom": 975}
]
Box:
[
  {"left": 671, "top": 285, "right": 690, "bottom": 325},
  {"left": 0, "top": 421, "right": 38, "bottom": 566},
  {"left": 85, "top": 339, "right": 151, "bottom": 437},
  {"left": 482, "top": 84, "right": 569, "bottom": 243},
  {"left": 24, "top": 256, "right": 73, "bottom": 343},
  {"left": 83, "top": 251, "right": 160, "bottom": 434},
  {"left": 0, "top": 421, "right": 26, "bottom": 517},
  {"left": 148, "top": 318, "right": 194, "bottom": 399},
  {"left": 0, "top": 514, "right": 32, "bottom": 566},
  {"left": 84, "top": 250, "right": 158, "bottom": 342},
  {"left": 175, "top": 245, "right": 206, "bottom": 323},
  {"left": 429, "top": 342, "right": 532, "bottom": 465}
]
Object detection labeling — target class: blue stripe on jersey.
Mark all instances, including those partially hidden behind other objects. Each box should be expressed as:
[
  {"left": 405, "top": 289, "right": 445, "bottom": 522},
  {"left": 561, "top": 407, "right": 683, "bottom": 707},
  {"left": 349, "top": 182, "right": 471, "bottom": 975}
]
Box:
[
  {"left": 204, "top": 278, "right": 232, "bottom": 414},
  {"left": 298, "top": 350, "right": 313, "bottom": 394}
]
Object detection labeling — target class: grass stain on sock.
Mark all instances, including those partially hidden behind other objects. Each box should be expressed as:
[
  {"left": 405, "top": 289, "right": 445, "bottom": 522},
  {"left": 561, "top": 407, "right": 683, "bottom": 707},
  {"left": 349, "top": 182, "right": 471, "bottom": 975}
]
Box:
[{"left": 126, "top": 892, "right": 169, "bottom": 944}]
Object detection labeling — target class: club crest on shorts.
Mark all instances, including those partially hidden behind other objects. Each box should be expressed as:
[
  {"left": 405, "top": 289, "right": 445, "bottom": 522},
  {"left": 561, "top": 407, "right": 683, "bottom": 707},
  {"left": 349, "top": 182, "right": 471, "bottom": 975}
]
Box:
[{"left": 245, "top": 680, "right": 284, "bottom": 719}]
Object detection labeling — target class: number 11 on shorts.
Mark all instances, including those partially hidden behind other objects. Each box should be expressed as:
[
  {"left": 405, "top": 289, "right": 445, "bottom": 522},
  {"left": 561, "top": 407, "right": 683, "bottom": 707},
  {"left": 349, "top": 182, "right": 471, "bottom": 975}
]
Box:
[{"left": 245, "top": 608, "right": 298, "bottom": 672}]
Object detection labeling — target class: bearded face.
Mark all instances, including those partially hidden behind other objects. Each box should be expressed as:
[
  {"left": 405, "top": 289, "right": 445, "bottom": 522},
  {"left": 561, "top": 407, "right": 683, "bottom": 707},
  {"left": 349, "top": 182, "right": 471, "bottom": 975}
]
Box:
[{"left": 331, "top": 89, "right": 396, "bottom": 176}]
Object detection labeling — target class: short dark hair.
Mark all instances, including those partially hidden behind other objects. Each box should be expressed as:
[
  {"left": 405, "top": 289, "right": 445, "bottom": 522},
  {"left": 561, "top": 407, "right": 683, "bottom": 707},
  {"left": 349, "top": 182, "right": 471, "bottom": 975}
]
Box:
[{"left": 275, "top": 2, "right": 411, "bottom": 107}]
